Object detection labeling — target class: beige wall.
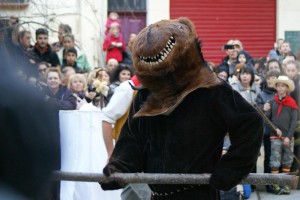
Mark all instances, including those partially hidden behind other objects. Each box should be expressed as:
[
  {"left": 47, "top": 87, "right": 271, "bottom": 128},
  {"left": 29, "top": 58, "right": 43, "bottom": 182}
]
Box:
[
  {"left": 147, "top": 0, "right": 170, "bottom": 25},
  {"left": 277, "top": 0, "right": 300, "bottom": 39},
  {"left": 0, "top": 0, "right": 105, "bottom": 68}
]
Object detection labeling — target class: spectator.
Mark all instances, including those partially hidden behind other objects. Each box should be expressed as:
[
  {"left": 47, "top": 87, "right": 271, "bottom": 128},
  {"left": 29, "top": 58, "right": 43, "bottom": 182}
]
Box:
[
  {"left": 67, "top": 74, "right": 96, "bottom": 110},
  {"left": 3, "top": 17, "right": 36, "bottom": 76},
  {"left": 122, "top": 33, "right": 137, "bottom": 66},
  {"left": 87, "top": 68, "right": 113, "bottom": 108},
  {"left": 52, "top": 23, "right": 72, "bottom": 52},
  {"left": 221, "top": 39, "right": 243, "bottom": 76},
  {"left": 0, "top": 62, "right": 60, "bottom": 200},
  {"left": 268, "top": 38, "right": 284, "bottom": 60},
  {"left": 256, "top": 70, "right": 280, "bottom": 193},
  {"left": 255, "top": 57, "right": 267, "bottom": 75},
  {"left": 106, "top": 58, "right": 119, "bottom": 78},
  {"left": 231, "top": 65, "right": 261, "bottom": 106},
  {"left": 30, "top": 28, "right": 60, "bottom": 67},
  {"left": 265, "top": 76, "right": 298, "bottom": 195},
  {"left": 231, "top": 50, "right": 253, "bottom": 72},
  {"left": 105, "top": 12, "right": 121, "bottom": 35},
  {"left": 43, "top": 67, "right": 76, "bottom": 111},
  {"left": 216, "top": 64, "right": 229, "bottom": 82},
  {"left": 229, "top": 63, "right": 243, "bottom": 84},
  {"left": 61, "top": 66, "right": 76, "bottom": 86},
  {"left": 36, "top": 61, "right": 50, "bottom": 90},
  {"left": 18, "top": 30, "right": 32, "bottom": 51},
  {"left": 57, "top": 33, "right": 91, "bottom": 72},
  {"left": 103, "top": 22, "right": 126, "bottom": 62},
  {"left": 282, "top": 51, "right": 296, "bottom": 70},
  {"left": 279, "top": 41, "right": 292, "bottom": 63},
  {"left": 266, "top": 59, "right": 283, "bottom": 74},
  {"left": 110, "top": 64, "right": 133, "bottom": 92},
  {"left": 62, "top": 47, "right": 82, "bottom": 72},
  {"left": 254, "top": 72, "right": 264, "bottom": 89},
  {"left": 285, "top": 60, "right": 299, "bottom": 113}
]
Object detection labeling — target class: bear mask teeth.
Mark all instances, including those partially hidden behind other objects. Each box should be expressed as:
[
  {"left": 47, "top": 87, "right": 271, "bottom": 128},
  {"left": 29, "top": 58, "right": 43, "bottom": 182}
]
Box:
[{"left": 139, "top": 36, "right": 176, "bottom": 65}]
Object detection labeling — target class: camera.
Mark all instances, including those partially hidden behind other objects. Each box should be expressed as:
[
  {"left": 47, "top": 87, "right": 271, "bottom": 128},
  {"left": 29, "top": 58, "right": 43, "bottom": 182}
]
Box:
[{"left": 223, "top": 44, "right": 235, "bottom": 50}]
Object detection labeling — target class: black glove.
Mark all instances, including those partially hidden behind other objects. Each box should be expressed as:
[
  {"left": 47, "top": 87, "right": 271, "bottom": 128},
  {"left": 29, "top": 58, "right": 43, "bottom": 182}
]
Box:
[{"left": 100, "top": 165, "right": 126, "bottom": 190}]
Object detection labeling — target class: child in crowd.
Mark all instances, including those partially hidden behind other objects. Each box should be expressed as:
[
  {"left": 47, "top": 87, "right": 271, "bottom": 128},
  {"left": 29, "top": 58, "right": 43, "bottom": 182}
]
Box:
[
  {"left": 256, "top": 70, "right": 280, "bottom": 193},
  {"left": 265, "top": 76, "right": 298, "bottom": 195},
  {"left": 237, "top": 50, "right": 253, "bottom": 65},
  {"left": 103, "top": 22, "right": 126, "bottom": 62},
  {"left": 105, "top": 12, "right": 121, "bottom": 35},
  {"left": 62, "top": 47, "right": 82, "bottom": 72},
  {"left": 230, "top": 50, "right": 253, "bottom": 75}
]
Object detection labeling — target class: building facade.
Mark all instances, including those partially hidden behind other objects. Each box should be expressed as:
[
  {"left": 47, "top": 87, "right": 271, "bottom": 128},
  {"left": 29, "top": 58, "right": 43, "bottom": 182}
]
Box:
[{"left": 0, "top": 0, "right": 299, "bottom": 67}]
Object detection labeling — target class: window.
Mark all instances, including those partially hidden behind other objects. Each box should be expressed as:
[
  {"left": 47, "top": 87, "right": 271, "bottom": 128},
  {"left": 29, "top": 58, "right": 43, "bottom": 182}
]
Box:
[
  {"left": 108, "top": 0, "right": 146, "bottom": 12},
  {"left": 0, "top": 0, "right": 29, "bottom": 8}
]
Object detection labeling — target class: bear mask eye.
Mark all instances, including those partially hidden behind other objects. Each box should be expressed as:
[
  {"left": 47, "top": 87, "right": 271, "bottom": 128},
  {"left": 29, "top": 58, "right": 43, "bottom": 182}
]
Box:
[{"left": 178, "top": 25, "right": 184, "bottom": 30}]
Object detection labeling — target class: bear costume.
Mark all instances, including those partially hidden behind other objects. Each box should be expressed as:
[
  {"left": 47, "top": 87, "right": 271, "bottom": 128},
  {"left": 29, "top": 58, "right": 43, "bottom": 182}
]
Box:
[{"left": 101, "top": 18, "right": 263, "bottom": 200}]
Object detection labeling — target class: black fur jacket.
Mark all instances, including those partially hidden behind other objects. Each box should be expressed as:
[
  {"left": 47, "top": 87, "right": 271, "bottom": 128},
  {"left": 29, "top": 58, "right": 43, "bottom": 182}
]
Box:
[{"left": 101, "top": 81, "right": 263, "bottom": 200}]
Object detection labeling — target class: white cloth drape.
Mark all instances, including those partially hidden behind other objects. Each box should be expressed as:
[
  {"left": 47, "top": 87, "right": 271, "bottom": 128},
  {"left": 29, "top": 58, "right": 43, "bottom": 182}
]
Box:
[{"left": 59, "top": 108, "right": 121, "bottom": 200}]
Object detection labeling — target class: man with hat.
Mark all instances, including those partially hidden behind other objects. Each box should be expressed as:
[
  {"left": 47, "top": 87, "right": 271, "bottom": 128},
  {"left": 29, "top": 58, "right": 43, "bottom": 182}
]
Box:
[{"left": 264, "top": 75, "right": 298, "bottom": 195}]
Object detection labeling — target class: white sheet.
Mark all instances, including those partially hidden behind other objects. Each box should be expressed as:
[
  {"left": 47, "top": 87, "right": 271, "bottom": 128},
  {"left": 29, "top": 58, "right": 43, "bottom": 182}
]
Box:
[{"left": 59, "top": 109, "right": 121, "bottom": 200}]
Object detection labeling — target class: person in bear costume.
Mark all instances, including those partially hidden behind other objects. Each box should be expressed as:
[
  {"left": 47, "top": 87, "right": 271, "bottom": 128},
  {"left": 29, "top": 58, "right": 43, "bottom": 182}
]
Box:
[{"left": 100, "top": 17, "right": 263, "bottom": 200}]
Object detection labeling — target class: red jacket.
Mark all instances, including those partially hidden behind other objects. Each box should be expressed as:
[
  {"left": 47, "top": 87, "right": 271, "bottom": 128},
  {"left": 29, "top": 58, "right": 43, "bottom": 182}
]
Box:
[{"left": 103, "top": 34, "right": 126, "bottom": 62}]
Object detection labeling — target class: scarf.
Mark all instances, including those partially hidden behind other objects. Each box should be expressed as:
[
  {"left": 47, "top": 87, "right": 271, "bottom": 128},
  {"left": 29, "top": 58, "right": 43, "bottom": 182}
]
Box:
[
  {"left": 274, "top": 94, "right": 298, "bottom": 119},
  {"left": 34, "top": 43, "right": 48, "bottom": 54}
]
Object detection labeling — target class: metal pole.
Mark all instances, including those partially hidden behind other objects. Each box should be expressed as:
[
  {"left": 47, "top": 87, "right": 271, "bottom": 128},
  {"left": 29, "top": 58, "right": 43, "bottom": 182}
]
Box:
[{"left": 52, "top": 171, "right": 299, "bottom": 189}]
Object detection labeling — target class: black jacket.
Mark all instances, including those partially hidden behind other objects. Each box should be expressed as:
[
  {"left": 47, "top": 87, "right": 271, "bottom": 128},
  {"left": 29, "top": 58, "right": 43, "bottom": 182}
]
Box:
[
  {"left": 102, "top": 82, "right": 263, "bottom": 199},
  {"left": 256, "top": 87, "right": 277, "bottom": 109},
  {"left": 266, "top": 96, "right": 298, "bottom": 139},
  {"left": 43, "top": 85, "right": 76, "bottom": 111},
  {"left": 256, "top": 87, "right": 277, "bottom": 134},
  {"left": 31, "top": 44, "right": 60, "bottom": 67}
]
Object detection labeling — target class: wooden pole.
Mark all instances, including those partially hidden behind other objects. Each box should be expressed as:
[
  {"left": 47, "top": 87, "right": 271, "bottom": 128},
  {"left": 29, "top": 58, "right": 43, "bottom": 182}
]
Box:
[{"left": 52, "top": 171, "right": 299, "bottom": 189}]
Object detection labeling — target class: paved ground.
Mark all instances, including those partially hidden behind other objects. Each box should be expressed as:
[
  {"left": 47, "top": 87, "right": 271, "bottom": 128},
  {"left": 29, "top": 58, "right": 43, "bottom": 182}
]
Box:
[{"left": 248, "top": 146, "right": 300, "bottom": 200}]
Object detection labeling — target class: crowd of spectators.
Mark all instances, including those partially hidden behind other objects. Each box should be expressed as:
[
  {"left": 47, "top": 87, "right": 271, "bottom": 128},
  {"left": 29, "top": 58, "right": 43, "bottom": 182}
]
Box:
[
  {"left": 215, "top": 38, "right": 300, "bottom": 196},
  {"left": 1, "top": 13, "right": 300, "bottom": 199}
]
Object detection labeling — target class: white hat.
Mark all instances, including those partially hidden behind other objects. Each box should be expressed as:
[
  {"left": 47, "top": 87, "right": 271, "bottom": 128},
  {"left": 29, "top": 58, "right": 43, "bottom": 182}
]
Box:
[{"left": 271, "top": 75, "right": 295, "bottom": 92}]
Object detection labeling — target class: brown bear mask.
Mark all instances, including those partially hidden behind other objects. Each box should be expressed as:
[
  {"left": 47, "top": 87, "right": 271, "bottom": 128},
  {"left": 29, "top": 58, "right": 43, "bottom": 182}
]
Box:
[{"left": 130, "top": 17, "right": 220, "bottom": 117}]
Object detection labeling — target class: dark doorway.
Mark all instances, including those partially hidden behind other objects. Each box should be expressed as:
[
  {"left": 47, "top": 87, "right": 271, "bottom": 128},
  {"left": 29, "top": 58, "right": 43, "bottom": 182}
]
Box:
[{"left": 108, "top": 0, "right": 146, "bottom": 44}]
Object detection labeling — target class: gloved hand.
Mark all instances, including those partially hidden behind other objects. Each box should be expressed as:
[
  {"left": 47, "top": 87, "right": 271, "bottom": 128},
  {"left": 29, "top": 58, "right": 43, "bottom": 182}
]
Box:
[{"left": 100, "top": 165, "right": 126, "bottom": 190}]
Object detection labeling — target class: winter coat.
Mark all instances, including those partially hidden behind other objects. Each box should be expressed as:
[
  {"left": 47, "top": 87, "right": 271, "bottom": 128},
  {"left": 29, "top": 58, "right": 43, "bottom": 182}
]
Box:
[
  {"left": 103, "top": 34, "right": 126, "bottom": 62},
  {"left": 103, "top": 82, "right": 263, "bottom": 199},
  {"left": 266, "top": 95, "right": 298, "bottom": 139},
  {"left": 31, "top": 44, "right": 60, "bottom": 67},
  {"left": 231, "top": 81, "right": 261, "bottom": 106},
  {"left": 256, "top": 87, "right": 277, "bottom": 109},
  {"left": 43, "top": 85, "right": 76, "bottom": 111},
  {"left": 256, "top": 87, "right": 277, "bottom": 135}
]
